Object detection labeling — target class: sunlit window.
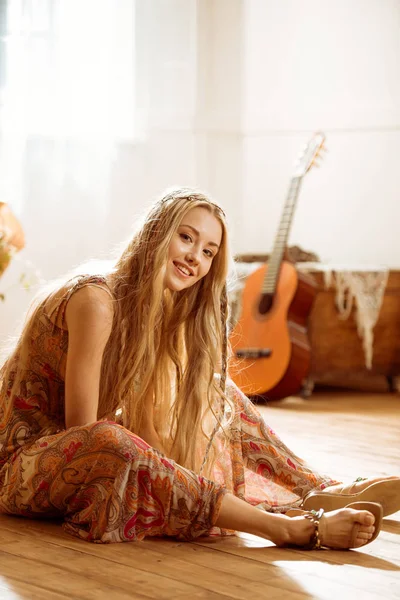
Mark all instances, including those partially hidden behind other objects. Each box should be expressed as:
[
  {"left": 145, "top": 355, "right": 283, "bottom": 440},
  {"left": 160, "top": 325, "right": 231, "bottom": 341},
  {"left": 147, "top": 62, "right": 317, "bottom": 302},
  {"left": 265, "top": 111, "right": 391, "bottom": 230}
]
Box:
[{"left": 0, "top": 0, "right": 136, "bottom": 139}]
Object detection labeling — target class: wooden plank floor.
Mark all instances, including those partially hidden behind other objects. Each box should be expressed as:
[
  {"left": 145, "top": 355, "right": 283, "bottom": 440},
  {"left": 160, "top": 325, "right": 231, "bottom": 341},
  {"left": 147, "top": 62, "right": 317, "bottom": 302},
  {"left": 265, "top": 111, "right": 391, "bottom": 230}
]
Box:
[{"left": 0, "top": 391, "right": 399, "bottom": 600}]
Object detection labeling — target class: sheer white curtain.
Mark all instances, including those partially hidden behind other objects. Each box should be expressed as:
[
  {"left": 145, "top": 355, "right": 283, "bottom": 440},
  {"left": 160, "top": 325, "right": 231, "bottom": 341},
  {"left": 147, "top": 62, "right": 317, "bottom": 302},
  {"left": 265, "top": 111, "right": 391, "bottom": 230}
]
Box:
[
  {"left": 0, "top": 0, "right": 200, "bottom": 348},
  {"left": 0, "top": 0, "right": 136, "bottom": 210},
  {"left": 0, "top": 0, "right": 138, "bottom": 343},
  {"left": 1, "top": 0, "right": 136, "bottom": 138}
]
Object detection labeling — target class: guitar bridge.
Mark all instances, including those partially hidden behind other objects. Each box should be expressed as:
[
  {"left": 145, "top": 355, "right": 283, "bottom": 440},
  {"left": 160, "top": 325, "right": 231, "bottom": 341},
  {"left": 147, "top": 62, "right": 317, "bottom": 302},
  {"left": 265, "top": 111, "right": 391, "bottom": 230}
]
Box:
[{"left": 235, "top": 348, "right": 272, "bottom": 359}]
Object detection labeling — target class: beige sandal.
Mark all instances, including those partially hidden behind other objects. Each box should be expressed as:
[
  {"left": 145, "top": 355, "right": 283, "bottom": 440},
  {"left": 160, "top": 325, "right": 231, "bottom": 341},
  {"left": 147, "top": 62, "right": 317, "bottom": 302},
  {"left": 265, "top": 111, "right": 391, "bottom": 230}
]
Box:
[
  {"left": 301, "top": 478, "right": 400, "bottom": 517},
  {"left": 286, "top": 501, "right": 383, "bottom": 550}
]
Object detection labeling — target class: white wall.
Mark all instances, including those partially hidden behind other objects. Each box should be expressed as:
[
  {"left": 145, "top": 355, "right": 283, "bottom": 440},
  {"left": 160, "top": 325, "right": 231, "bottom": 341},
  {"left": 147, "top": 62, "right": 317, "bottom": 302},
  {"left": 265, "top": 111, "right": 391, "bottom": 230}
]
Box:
[
  {"left": 240, "top": 0, "right": 400, "bottom": 262},
  {"left": 1, "top": 0, "right": 399, "bottom": 345}
]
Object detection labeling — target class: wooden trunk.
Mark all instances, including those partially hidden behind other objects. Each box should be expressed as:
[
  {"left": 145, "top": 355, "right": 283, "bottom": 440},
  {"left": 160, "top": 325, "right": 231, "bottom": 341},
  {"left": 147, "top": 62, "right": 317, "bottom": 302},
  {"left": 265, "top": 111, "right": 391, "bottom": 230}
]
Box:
[{"left": 308, "top": 270, "right": 400, "bottom": 388}]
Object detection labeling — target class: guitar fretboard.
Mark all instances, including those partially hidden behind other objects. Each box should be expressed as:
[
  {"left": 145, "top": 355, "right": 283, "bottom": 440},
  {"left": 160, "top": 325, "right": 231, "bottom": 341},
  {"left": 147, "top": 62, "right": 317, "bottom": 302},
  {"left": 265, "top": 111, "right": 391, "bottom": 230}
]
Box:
[{"left": 261, "top": 176, "right": 302, "bottom": 294}]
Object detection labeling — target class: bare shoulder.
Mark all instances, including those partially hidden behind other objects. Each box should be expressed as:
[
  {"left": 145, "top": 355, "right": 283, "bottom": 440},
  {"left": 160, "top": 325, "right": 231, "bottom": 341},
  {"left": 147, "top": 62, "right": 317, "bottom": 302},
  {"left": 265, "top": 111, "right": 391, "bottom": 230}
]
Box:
[{"left": 65, "top": 285, "right": 114, "bottom": 333}]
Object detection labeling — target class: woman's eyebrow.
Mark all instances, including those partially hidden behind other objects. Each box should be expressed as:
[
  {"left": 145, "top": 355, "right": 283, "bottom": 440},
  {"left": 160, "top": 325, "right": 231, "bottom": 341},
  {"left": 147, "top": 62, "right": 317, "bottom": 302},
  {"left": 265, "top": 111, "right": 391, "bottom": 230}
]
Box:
[{"left": 180, "top": 224, "right": 220, "bottom": 248}]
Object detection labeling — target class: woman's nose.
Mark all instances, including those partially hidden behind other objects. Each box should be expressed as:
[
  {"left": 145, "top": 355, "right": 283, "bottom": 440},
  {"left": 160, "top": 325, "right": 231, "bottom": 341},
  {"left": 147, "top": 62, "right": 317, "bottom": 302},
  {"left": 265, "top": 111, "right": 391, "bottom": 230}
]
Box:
[{"left": 186, "top": 249, "right": 200, "bottom": 264}]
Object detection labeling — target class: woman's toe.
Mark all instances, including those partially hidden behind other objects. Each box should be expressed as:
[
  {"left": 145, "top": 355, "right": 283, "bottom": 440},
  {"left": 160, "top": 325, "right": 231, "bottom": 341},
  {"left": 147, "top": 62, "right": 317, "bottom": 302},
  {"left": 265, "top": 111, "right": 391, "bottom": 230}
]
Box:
[
  {"left": 352, "top": 516, "right": 376, "bottom": 546},
  {"left": 354, "top": 529, "right": 374, "bottom": 546},
  {"left": 358, "top": 529, "right": 374, "bottom": 539},
  {"left": 355, "top": 509, "right": 375, "bottom": 527},
  {"left": 359, "top": 524, "right": 375, "bottom": 535}
]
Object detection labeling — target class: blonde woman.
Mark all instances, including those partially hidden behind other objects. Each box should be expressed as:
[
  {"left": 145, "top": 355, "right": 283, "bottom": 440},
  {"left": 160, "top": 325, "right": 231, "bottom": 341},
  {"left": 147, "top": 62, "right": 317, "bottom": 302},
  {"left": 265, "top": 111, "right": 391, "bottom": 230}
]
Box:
[{"left": 0, "top": 188, "right": 394, "bottom": 549}]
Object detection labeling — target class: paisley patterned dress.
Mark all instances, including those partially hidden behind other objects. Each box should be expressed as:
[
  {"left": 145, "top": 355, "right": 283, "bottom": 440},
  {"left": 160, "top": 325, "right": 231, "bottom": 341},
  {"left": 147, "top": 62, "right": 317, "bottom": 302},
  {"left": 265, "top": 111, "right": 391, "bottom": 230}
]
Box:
[{"left": 0, "top": 275, "right": 337, "bottom": 543}]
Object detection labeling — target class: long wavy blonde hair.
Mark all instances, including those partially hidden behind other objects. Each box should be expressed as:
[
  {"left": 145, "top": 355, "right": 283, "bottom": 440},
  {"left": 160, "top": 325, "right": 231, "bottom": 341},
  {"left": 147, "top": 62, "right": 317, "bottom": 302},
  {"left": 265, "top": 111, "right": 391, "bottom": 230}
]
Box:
[{"left": 99, "top": 187, "right": 232, "bottom": 474}]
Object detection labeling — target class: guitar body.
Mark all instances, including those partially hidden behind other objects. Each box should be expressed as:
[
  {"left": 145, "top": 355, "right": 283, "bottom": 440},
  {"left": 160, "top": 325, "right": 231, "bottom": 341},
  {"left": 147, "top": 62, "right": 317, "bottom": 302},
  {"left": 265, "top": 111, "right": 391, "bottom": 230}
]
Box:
[{"left": 230, "top": 261, "right": 317, "bottom": 400}]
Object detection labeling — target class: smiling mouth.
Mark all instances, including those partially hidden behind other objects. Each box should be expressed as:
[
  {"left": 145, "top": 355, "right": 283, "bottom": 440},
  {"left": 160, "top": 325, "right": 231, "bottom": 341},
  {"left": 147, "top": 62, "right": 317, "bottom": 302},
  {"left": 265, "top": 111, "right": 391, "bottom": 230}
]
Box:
[{"left": 173, "top": 262, "right": 193, "bottom": 277}]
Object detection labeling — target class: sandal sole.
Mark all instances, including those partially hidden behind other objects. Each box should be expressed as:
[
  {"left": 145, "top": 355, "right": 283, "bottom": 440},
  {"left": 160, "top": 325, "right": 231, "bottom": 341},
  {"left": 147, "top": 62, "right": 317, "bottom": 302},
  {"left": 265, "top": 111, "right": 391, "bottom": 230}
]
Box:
[{"left": 302, "top": 478, "right": 400, "bottom": 517}]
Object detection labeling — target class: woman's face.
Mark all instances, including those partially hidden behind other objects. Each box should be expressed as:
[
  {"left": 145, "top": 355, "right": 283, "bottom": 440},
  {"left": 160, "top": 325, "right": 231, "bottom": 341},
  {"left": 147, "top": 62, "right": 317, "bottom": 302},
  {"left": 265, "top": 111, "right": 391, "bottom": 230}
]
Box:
[{"left": 164, "top": 206, "right": 223, "bottom": 292}]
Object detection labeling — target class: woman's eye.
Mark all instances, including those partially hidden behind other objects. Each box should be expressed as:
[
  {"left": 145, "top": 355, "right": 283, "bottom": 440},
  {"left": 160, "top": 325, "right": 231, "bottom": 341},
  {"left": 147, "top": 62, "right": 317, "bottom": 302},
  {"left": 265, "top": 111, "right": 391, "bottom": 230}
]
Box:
[
  {"left": 204, "top": 248, "right": 214, "bottom": 258},
  {"left": 180, "top": 233, "right": 192, "bottom": 242}
]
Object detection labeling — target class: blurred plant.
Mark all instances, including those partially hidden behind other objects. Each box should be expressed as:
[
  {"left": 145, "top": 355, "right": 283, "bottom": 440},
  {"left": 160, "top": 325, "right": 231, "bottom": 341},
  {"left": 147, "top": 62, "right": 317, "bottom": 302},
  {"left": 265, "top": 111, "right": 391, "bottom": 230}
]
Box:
[
  {"left": 0, "top": 203, "right": 39, "bottom": 301},
  {"left": 0, "top": 255, "right": 42, "bottom": 302},
  {"left": 0, "top": 231, "right": 15, "bottom": 278}
]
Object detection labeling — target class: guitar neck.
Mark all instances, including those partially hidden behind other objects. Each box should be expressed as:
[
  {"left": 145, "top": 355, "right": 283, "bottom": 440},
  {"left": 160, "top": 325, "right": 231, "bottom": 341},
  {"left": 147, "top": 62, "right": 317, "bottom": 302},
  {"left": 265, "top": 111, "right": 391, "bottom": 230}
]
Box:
[{"left": 262, "top": 176, "right": 302, "bottom": 294}]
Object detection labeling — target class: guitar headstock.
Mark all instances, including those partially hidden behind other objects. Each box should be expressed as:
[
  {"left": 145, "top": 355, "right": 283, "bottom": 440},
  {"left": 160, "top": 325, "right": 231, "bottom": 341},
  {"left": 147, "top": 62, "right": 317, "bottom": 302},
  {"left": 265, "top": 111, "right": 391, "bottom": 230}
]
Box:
[{"left": 293, "top": 131, "right": 326, "bottom": 177}]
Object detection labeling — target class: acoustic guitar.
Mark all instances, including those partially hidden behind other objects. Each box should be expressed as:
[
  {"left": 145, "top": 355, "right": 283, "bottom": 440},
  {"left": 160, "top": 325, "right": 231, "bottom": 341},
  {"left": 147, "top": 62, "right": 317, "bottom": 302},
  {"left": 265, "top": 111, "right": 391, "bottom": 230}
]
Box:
[{"left": 229, "top": 132, "right": 326, "bottom": 400}]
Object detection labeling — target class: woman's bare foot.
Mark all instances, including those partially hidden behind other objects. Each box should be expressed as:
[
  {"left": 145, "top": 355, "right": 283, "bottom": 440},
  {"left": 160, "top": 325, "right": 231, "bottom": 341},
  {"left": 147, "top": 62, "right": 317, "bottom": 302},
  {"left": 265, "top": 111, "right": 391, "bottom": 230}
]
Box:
[
  {"left": 285, "top": 507, "right": 376, "bottom": 549},
  {"left": 319, "top": 508, "right": 376, "bottom": 548}
]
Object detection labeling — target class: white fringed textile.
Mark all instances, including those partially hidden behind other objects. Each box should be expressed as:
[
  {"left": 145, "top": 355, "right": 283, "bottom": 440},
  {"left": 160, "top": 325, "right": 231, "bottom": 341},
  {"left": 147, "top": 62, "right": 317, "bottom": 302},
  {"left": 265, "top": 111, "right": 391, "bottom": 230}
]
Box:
[{"left": 298, "top": 264, "right": 389, "bottom": 369}]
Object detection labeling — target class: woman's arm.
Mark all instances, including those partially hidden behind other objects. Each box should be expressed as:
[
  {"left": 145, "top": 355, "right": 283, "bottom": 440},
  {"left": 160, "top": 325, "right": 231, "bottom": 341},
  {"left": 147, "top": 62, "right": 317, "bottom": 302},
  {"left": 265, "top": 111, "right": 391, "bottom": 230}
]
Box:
[
  {"left": 64, "top": 285, "right": 166, "bottom": 452},
  {"left": 64, "top": 286, "right": 113, "bottom": 429}
]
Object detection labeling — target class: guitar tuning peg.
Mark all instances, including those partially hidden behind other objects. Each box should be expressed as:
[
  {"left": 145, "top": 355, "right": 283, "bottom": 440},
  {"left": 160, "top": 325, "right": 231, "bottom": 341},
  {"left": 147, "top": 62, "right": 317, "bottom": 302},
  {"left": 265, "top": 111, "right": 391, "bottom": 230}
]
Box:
[{"left": 314, "top": 149, "right": 325, "bottom": 162}]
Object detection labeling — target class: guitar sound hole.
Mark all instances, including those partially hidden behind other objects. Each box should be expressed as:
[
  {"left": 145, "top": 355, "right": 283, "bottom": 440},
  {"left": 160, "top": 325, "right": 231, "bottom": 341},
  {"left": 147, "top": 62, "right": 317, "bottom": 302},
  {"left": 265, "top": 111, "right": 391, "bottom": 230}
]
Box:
[{"left": 258, "top": 293, "right": 274, "bottom": 315}]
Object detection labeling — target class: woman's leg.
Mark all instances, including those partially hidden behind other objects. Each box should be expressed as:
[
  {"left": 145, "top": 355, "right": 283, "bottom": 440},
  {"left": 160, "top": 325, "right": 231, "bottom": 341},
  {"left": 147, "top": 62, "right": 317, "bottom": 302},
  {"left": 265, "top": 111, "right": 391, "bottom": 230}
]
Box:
[
  {"left": 0, "top": 421, "right": 224, "bottom": 542},
  {"left": 226, "top": 380, "right": 339, "bottom": 499},
  {"left": 216, "top": 492, "right": 376, "bottom": 549},
  {"left": 0, "top": 421, "right": 377, "bottom": 548},
  {"left": 226, "top": 381, "right": 400, "bottom": 516}
]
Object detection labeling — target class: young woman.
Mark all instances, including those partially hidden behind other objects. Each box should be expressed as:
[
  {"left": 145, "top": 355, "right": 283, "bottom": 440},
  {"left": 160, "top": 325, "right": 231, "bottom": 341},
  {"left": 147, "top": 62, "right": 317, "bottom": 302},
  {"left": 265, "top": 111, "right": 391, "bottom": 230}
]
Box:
[{"left": 0, "top": 188, "right": 396, "bottom": 548}]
